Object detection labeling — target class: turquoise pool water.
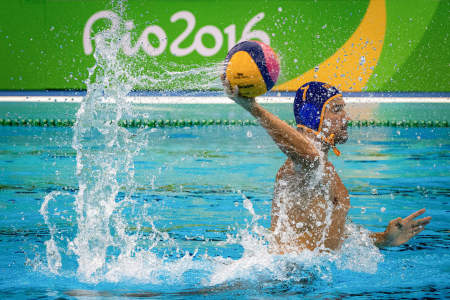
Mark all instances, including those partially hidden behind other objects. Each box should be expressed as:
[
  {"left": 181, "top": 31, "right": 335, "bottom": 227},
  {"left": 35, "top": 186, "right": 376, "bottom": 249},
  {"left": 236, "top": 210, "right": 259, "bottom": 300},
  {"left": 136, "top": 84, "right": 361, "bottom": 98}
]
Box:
[{"left": 0, "top": 121, "right": 449, "bottom": 298}]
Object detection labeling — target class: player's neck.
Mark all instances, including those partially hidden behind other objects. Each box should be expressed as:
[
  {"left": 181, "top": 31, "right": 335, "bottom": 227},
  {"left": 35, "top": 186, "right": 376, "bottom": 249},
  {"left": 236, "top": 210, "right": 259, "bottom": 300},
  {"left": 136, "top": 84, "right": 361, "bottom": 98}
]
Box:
[{"left": 300, "top": 128, "right": 331, "bottom": 157}]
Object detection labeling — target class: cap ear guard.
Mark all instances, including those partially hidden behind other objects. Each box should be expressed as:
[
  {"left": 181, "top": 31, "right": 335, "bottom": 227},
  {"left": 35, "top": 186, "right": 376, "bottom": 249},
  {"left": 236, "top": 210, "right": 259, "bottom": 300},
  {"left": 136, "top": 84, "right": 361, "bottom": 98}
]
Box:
[
  {"left": 296, "top": 124, "right": 341, "bottom": 157},
  {"left": 325, "top": 134, "right": 341, "bottom": 156}
]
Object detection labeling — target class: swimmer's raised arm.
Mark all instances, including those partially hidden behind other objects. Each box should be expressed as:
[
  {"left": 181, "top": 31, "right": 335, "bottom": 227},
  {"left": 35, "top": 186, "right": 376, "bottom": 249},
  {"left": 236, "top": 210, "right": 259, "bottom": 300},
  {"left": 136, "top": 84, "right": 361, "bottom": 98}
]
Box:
[
  {"left": 221, "top": 76, "right": 320, "bottom": 168},
  {"left": 370, "top": 208, "right": 432, "bottom": 248}
]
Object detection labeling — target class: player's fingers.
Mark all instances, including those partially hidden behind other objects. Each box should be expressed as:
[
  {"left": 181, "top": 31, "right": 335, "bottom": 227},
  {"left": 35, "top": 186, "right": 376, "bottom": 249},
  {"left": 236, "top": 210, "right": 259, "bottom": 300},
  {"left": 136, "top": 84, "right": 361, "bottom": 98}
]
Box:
[
  {"left": 225, "top": 86, "right": 232, "bottom": 96},
  {"left": 222, "top": 79, "right": 233, "bottom": 95},
  {"left": 390, "top": 217, "right": 402, "bottom": 224},
  {"left": 232, "top": 85, "right": 240, "bottom": 98},
  {"left": 404, "top": 208, "right": 426, "bottom": 223},
  {"left": 222, "top": 78, "right": 230, "bottom": 88},
  {"left": 416, "top": 216, "right": 431, "bottom": 226},
  {"left": 389, "top": 217, "right": 402, "bottom": 227},
  {"left": 413, "top": 226, "right": 425, "bottom": 235}
]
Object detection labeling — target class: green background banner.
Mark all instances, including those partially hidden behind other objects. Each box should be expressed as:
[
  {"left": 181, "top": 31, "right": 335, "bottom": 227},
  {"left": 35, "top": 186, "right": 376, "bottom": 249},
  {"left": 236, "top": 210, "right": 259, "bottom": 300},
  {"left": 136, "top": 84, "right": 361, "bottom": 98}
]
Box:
[{"left": 0, "top": 0, "right": 448, "bottom": 92}]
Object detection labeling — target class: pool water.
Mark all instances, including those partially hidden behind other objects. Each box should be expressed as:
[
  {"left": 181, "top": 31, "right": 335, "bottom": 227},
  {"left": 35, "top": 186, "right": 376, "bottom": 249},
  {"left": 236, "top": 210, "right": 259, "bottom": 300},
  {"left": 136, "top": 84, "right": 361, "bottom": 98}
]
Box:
[{"left": 0, "top": 124, "right": 449, "bottom": 298}]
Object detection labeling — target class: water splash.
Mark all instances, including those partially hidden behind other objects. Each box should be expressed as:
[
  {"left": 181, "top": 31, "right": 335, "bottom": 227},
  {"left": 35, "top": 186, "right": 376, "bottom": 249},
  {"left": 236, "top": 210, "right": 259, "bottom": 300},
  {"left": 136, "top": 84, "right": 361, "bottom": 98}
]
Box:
[
  {"left": 207, "top": 189, "right": 383, "bottom": 287},
  {"left": 270, "top": 142, "right": 334, "bottom": 253},
  {"left": 38, "top": 3, "right": 222, "bottom": 283},
  {"left": 40, "top": 192, "right": 65, "bottom": 274},
  {"left": 70, "top": 14, "right": 141, "bottom": 281}
]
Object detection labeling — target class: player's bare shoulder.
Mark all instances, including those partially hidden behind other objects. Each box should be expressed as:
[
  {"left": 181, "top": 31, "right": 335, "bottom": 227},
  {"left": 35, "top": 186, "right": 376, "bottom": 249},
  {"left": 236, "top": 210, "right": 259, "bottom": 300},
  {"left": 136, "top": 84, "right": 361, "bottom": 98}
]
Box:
[
  {"left": 275, "top": 158, "right": 318, "bottom": 183},
  {"left": 273, "top": 158, "right": 329, "bottom": 204}
]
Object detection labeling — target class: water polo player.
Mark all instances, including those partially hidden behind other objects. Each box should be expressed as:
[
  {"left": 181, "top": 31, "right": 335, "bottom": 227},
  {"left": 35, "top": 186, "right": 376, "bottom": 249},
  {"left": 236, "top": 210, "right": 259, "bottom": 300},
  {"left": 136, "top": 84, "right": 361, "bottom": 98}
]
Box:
[{"left": 222, "top": 78, "right": 432, "bottom": 252}]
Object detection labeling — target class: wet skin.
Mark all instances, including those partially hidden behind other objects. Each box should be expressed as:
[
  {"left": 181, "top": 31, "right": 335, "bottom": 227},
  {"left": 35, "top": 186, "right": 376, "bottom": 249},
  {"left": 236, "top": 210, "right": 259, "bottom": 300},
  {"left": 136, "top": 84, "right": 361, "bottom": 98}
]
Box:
[
  {"left": 222, "top": 77, "right": 431, "bottom": 252},
  {"left": 271, "top": 97, "right": 351, "bottom": 251}
]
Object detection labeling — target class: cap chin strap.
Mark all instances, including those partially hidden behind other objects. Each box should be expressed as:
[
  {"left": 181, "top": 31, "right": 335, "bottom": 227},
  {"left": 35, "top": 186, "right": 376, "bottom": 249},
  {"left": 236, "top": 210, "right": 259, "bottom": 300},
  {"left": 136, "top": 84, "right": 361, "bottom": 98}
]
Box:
[
  {"left": 322, "top": 133, "right": 341, "bottom": 157},
  {"left": 296, "top": 125, "right": 341, "bottom": 157}
]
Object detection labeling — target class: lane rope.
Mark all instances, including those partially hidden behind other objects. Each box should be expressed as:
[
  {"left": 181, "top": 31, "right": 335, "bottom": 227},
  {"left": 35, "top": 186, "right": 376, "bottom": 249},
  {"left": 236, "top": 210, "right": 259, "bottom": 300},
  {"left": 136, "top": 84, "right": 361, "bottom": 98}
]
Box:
[{"left": 0, "top": 118, "right": 448, "bottom": 128}]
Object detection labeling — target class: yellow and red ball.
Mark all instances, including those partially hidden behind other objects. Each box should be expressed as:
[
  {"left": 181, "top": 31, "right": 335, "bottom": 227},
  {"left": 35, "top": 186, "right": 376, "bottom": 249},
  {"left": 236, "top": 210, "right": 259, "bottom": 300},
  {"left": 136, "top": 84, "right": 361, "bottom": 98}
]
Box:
[{"left": 224, "top": 40, "right": 280, "bottom": 98}]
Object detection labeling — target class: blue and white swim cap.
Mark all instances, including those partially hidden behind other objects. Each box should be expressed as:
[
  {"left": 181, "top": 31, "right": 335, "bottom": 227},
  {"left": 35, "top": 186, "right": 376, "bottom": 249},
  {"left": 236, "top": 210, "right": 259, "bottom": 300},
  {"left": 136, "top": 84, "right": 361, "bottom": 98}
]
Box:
[{"left": 293, "top": 81, "right": 342, "bottom": 133}]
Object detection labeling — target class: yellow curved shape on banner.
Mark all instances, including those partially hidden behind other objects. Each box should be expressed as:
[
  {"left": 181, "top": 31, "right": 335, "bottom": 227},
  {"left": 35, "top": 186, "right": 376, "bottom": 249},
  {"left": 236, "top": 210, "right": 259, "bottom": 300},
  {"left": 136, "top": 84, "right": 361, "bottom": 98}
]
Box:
[{"left": 273, "top": 0, "right": 386, "bottom": 92}]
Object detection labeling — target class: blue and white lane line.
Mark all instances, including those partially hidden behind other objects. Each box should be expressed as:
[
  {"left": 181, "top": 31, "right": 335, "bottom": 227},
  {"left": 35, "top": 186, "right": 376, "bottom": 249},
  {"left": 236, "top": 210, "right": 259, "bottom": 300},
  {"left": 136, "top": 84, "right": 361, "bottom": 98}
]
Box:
[{"left": 0, "top": 96, "right": 449, "bottom": 104}]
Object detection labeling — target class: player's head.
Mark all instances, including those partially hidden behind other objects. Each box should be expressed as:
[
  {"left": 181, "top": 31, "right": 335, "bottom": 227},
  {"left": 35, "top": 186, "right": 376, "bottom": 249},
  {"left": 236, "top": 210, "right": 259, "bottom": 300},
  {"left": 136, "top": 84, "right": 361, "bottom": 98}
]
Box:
[{"left": 293, "top": 81, "right": 349, "bottom": 155}]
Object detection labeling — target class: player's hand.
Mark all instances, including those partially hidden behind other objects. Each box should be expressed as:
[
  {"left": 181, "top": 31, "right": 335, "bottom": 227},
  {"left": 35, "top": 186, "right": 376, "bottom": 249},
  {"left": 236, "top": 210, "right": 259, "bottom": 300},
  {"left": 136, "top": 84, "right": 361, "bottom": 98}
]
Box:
[
  {"left": 381, "top": 208, "right": 431, "bottom": 247},
  {"left": 220, "top": 73, "right": 256, "bottom": 110}
]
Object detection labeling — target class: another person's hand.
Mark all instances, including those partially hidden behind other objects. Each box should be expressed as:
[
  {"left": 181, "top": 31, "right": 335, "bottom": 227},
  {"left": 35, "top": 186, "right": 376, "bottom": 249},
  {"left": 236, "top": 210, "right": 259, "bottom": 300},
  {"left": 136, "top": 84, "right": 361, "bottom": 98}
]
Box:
[
  {"left": 380, "top": 208, "right": 431, "bottom": 247},
  {"left": 220, "top": 73, "right": 256, "bottom": 111}
]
